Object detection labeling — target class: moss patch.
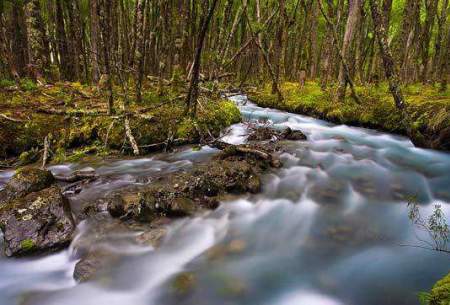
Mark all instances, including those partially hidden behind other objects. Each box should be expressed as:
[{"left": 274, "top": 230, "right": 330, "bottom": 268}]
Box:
[
  {"left": 0, "top": 81, "right": 241, "bottom": 161},
  {"left": 427, "top": 273, "right": 450, "bottom": 305},
  {"left": 20, "top": 239, "right": 35, "bottom": 251},
  {"left": 248, "top": 81, "right": 450, "bottom": 150}
]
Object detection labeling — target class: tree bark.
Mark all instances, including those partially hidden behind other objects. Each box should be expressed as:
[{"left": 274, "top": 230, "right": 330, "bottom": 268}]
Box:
[
  {"left": 337, "top": 0, "right": 362, "bottom": 102},
  {"left": 90, "top": 0, "right": 101, "bottom": 83},
  {"left": 185, "top": 0, "right": 220, "bottom": 116},
  {"left": 11, "top": 0, "right": 30, "bottom": 78},
  {"left": 369, "top": 0, "right": 410, "bottom": 131}
]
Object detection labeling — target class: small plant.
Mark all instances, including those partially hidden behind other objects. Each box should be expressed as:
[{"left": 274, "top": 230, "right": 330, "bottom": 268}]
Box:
[
  {"left": 407, "top": 198, "right": 449, "bottom": 254},
  {"left": 0, "top": 79, "right": 15, "bottom": 88},
  {"left": 19, "top": 78, "right": 38, "bottom": 91}
]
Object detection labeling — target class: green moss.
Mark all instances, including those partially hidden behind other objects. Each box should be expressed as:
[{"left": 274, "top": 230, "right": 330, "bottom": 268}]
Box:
[
  {"left": 0, "top": 79, "right": 15, "bottom": 88},
  {"left": 20, "top": 239, "right": 35, "bottom": 251},
  {"left": 249, "top": 81, "right": 450, "bottom": 148},
  {"left": 428, "top": 273, "right": 450, "bottom": 305}
]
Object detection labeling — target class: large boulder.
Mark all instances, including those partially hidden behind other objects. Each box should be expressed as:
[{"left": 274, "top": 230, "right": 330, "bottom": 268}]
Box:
[
  {"left": 0, "top": 168, "right": 55, "bottom": 202},
  {"left": 0, "top": 185, "right": 74, "bottom": 256}
]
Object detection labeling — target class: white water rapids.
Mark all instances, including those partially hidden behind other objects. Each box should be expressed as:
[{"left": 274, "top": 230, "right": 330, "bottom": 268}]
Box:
[{"left": 0, "top": 95, "right": 449, "bottom": 305}]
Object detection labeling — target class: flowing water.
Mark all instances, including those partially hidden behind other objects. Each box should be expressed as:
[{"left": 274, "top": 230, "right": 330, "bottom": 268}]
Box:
[{"left": 0, "top": 95, "right": 449, "bottom": 305}]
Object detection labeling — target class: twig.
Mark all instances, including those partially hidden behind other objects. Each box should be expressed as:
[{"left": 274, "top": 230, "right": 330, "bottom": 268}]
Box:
[
  {"left": 124, "top": 115, "right": 140, "bottom": 155},
  {"left": 41, "top": 135, "right": 50, "bottom": 169},
  {"left": 0, "top": 113, "right": 23, "bottom": 122}
]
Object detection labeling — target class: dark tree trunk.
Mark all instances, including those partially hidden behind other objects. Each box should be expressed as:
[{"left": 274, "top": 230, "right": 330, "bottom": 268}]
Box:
[
  {"left": 55, "top": 0, "right": 72, "bottom": 80},
  {"left": 31, "top": 0, "right": 51, "bottom": 79},
  {"left": 185, "top": 0, "right": 220, "bottom": 116},
  {"left": 11, "top": 1, "right": 30, "bottom": 78},
  {"left": 90, "top": 0, "right": 100, "bottom": 83}
]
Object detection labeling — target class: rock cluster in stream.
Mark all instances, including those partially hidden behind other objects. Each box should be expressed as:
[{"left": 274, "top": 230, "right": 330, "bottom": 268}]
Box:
[
  {"left": 0, "top": 126, "right": 307, "bottom": 281},
  {"left": 0, "top": 168, "right": 75, "bottom": 256},
  {"left": 106, "top": 143, "right": 281, "bottom": 223}
]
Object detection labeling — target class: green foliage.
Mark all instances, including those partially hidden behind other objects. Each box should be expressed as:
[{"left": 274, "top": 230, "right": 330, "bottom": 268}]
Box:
[
  {"left": 407, "top": 198, "right": 449, "bottom": 252},
  {"left": 421, "top": 273, "right": 450, "bottom": 305},
  {"left": 19, "top": 79, "right": 38, "bottom": 91},
  {"left": 0, "top": 79, "right": 15, "bottom": 88},
  {"left": 249, "top": 81, "right": 450, "bottom": 146}
]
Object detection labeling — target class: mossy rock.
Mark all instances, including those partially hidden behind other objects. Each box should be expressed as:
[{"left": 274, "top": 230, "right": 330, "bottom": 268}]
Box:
[
  {"left": 0, "top": 185, "right": 74, "bottom": 257},
  {"left": 1, "top": 167, "right": 55, "bottom": 202}
]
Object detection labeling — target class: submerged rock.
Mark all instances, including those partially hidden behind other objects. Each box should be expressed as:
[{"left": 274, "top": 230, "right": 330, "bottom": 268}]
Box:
[{"left": 0, "top": 185, "right": 74, "bottom": 256}]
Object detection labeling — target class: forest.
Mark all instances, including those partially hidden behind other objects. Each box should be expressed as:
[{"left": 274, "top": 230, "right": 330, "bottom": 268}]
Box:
[{"left": 0, "top": 0, "right": 449, "bottom": 305}]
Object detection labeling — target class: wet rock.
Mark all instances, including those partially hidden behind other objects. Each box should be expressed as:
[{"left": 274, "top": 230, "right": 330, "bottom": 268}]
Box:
[
  {"left": 106, "top": 193, "right": 140, "bottom": 218},
  {"left": 247, "top": 126, "right": 307, "bottom": 142},
  {"left": 0, "top": 185, "right": 74, "bottom": 256},
  {"left": 172, "top": 272, "right": 197, "bottom": 295},
  {"left": 73, "top": 248, "right": 119, "bottom": 282},
  {"left": 282, "top": 127, "right": 307, "bottom": 141},
  {"left": 0, "top": 168, "right": 55, "bottom": 202},
  {"left": 432, "top": 127, "right": 450, "bottom": 151}
]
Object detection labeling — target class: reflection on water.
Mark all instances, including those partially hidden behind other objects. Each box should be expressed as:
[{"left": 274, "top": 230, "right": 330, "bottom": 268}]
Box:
[{"left": 0, "top": 95, "right": 449, "bottom": 305}]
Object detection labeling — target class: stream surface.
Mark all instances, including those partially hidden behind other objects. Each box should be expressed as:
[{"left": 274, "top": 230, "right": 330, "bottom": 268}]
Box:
[{"left": 0, "top": 95, "right": 449, "bottom": 305}]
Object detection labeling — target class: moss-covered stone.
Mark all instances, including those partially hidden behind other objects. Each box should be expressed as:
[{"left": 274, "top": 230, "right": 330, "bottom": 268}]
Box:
[
  {"left": 0, "top": 185, "right": 74, "bottom": 257},
  {"left": 1, "top": 167, "right": 55, "bottom": 202}
]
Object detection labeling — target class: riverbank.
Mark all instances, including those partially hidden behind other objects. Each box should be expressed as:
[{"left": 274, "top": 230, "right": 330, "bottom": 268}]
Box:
[
  {"left": 0, "top": 80, "right": 240, "bottom": 166},
  {"left": 247, "top": 82, "right": 450, "bottom": 151}
]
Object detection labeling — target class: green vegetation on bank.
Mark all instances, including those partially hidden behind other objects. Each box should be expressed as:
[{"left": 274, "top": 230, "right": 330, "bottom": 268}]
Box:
[
  {"left": 420, "top": 272, "right": 450, "bottom": 305},
  {"left": 0, "top": 80, "right": 240, "bottom": 164},
  {"left": 248, "top": 82, "right": 450, "bottom": 150}
]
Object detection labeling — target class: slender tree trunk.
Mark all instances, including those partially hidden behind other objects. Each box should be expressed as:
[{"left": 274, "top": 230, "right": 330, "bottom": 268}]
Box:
[
  {"left": 100, "top": 0, "right": 114, "bottom": 114},
  {"left": 337, "top": 0, "right": 362, "bottom": 102},
  {"left": 11, "top": 1, "right": 30, "bottom": 78},
  {"left": 420, "top": 0, "right": 439, "bottom": 83},
  {"left": 318, "top": 0, "right": 361, "bottom": 104},
  {"left": 55, "top": 0, "right": 72, "bottom": 80},
  {"left": 439, "top": 22, "right": 450, "bottom": 92},
  {"left": 185, "top": 0, "right": 220, "bottom": 116},
  {"left": 369, "top": 0, "right": 410, "bottom": 133},
  {"left": 135, "top": 0, "right": 147, "bottom": 103},
  {"left": 90, "top": 0, "right": 100, "bottom": 83},
  {"left": 433, "top": 0, "right": 449, "bottom": 81}
]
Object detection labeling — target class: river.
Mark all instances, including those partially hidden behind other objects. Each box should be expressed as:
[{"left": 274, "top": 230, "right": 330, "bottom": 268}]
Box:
[{"left": 0, "top": 95, "right": 449, "bottom": 305}]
